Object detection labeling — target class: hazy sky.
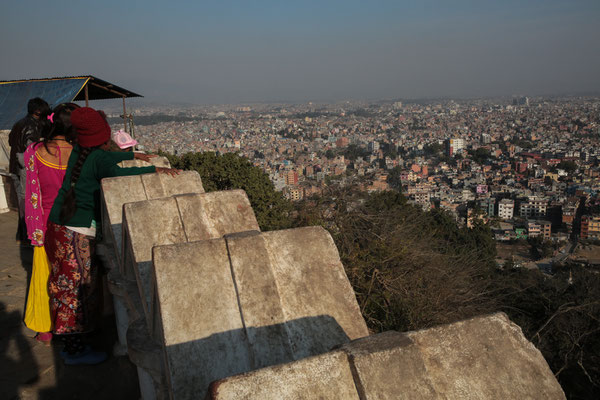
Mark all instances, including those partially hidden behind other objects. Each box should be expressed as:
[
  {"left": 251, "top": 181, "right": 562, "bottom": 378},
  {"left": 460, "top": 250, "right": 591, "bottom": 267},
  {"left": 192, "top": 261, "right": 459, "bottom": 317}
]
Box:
[{"left": 2, "top": 0, "right": 599, "bottom": 104}]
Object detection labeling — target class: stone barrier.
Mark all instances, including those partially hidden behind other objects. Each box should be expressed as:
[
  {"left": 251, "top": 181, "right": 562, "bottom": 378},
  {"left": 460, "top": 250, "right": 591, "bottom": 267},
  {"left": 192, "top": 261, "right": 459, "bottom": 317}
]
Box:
[
  {"left": 208, "top": 313, "right": 565, "bottom": 400},
  {"left": 122, "top": 190, "right": 259, "bottom": 328},
  {"left": 100, "top": 169, "right": 204, "bottom": 270},
  {"left": 98, "top": 161, "right": 204, "bottom": 398},
  {"left": 117, "top": 189, "right": 259, "bottom": 399},
  {"left": 97, "top": 157, "right": 564, "bottom": 400},
  {"left": 152, "top": 226, "right": 369, "bottom": 400}
]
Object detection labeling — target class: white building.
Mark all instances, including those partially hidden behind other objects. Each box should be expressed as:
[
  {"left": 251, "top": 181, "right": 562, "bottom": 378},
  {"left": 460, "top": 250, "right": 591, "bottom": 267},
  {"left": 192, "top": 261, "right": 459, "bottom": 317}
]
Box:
[
  {"left": 498, "top": 199, "right": 515, "bottom": 220},
  {"left": 446, "top": 138, "right": 465, "bottom": 156}
]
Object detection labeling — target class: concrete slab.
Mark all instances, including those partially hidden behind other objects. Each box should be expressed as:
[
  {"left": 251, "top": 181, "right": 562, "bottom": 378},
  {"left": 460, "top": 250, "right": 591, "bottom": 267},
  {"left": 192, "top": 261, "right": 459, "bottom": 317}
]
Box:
[
  {"left": 141, "top": 173, "right": 204, "bottom": 200},
  {"left": 153, "top": 240, "right": 251, "bottom": 400},
  {"left": 121, "top": 190, "right": 259, "bottom": 327},
  {"left": 152, "top": 226, "right": 368, "bottom": 399},
  {"left": 123, "top": 197, "right": 186, "bottom": 315},
  {"left": 119, "top": 156, "right": 171, "bottom": 169},
  {"left": 208, "top": 350, "right": 359, "bottom": 400},
  {"left": 208, "top": 313, "right": 565, "bottom": 400},
  {"left": 176, "top": 190, "right": 258, "bottom": 242},
  {"left": 382, "top": 313, "right": 564, "bottom": 400},
  {"left": 227, "top": 227, "right": 368, "bottom": 364},
  {"left": 100, "top": 170, "right": 204, "bottom": 270}
]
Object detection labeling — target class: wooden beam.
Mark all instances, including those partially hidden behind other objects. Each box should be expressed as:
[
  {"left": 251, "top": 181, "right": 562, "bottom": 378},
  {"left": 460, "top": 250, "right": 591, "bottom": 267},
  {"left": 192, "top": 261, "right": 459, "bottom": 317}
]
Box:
[
  {"left": 84, "top": 85, "right": 89, "bottom": 107},
  {"left": 89, "top": 81, "right": 127, "bottom": 97}
]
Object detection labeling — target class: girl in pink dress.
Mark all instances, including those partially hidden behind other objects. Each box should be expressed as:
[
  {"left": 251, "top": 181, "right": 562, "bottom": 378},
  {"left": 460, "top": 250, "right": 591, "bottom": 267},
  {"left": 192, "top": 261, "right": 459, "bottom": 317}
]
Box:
[{"left": 24, "top": 103, "right": 79, "bottom": 344}]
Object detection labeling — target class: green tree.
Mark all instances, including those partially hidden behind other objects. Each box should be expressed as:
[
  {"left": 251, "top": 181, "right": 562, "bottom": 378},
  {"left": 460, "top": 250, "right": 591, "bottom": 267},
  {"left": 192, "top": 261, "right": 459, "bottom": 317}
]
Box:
[
  {"left": 343, "top": 144, "right": 369, "bottom": 161},
  {"left": 469, "top": 148, "right": 492, "bottom": 164},
  {"left": 160, "top": 151, "right": 292, "bottom": 231},
  {"left": 424, "top": 143, "right": 443, "bottom": 156},
  {"left": 557, "top": 160, "right": 578, "bottom": 174},
  {"left": 387, "top": 166, "right": 403, "bottom": 192}
]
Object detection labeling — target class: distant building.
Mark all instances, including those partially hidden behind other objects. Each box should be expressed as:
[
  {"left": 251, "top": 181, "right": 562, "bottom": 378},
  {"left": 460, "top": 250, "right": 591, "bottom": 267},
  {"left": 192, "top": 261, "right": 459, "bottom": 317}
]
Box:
[
  {"left": 515, "top": 228, "right": 528, "bottom": 239},
  {"left": 285, "top": 170, "right": 299, "bottom": 186},
  {"left": 512, "top": 96, "right": 529, "bottom": 106},
  {"left": 528, "top": 220, "right": 551, "bottom": 240},
  {"left": 498, "top": 199, "right": 514, "bottom": 220},
  {"left": 445, "top": 138, "right": 464, "bottom": 157},
  {"left": 581, "top": 215, "right": 600, "bottom": 239},
  {"left": 414, "top": 192, "right": 431, "bottom": 205},
  {"left": 519, "top": 198, "right": 547, "bottom": 219},
  {"left": 480, "top": 198, "right": 495, "bottom": 217},
  {"left": 336, "top": 137, "right": 349, "bottom": 148},
  {"left": 368, "top": 141, "right": 380, "bottom": 153},
  {"left": 476, "top": 184, "right": 488, "bottom": 194},
  {"left": 283, "top": 186, "right": 303, "bottom": 201}
]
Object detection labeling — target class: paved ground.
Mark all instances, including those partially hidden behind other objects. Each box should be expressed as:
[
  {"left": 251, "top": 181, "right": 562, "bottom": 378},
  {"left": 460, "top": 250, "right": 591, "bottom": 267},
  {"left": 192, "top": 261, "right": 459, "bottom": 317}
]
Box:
[{"left": 0, "top": 211, "right": 140, "bottom": 400}]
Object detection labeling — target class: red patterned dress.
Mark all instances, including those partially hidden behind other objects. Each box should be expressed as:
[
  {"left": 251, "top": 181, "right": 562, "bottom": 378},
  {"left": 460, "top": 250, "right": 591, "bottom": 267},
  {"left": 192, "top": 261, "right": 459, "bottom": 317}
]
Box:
[{"left": 45, "top": 221, "right": 100, "bottom": 334}]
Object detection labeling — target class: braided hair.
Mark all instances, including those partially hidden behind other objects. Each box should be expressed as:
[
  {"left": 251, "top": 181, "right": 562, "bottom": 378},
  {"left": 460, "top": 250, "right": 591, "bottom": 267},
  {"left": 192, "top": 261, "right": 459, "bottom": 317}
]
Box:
[{"left": 59, "top": 146, "right": 94, "bottom": 224}]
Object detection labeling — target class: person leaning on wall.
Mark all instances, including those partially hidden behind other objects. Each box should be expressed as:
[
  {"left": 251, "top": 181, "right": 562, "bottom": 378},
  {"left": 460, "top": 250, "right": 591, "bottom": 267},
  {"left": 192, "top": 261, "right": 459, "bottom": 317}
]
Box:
[{"left": 45, "top": 107, "right": 178, "bottom": 365}]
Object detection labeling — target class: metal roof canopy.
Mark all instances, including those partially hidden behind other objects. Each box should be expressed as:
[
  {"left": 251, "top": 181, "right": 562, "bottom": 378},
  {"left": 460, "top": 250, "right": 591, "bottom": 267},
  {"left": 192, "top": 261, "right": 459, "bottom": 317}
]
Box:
[{"left": 0, "top": 76, "right": 142, "bottom": 130}]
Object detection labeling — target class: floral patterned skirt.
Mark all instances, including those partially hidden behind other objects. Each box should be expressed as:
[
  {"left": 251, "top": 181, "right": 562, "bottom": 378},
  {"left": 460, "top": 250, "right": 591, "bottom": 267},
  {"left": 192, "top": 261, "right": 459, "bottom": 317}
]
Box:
[{"left": 45, "top": 221, "right": 100, "bottom": 335}]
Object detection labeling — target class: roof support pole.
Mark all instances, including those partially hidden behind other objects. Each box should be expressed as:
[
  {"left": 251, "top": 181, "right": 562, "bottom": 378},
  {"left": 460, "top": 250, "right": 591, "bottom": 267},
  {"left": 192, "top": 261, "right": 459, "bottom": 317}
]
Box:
[
  {"left": 84, "top": 85, "right": 89, "bottom": 107},
  {"left": 122, "top": 95, "right": 127, "bottom": 132}
]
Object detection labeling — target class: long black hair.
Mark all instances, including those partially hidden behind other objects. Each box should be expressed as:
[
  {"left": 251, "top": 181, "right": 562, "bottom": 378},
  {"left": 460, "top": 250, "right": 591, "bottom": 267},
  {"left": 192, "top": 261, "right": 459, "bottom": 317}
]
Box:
[
  {"left": 58, "top": 107, "right": 109, "bottom": 225},
  {"left": 38, "top": 103, "right": 79, "bottom": 154}
]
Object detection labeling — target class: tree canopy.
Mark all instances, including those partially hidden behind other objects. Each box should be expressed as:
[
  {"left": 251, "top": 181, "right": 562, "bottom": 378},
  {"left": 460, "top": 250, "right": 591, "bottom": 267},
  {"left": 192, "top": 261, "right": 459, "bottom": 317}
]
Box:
[{"left": 160, "top": 151, "right": 292, "bottom": 231}]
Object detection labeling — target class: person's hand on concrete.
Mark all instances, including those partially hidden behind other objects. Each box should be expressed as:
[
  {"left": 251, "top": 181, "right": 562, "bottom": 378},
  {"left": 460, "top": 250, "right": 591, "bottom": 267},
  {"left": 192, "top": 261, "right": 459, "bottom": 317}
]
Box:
[
  {"left": 133, "top": 153, "right": 157, "bottom": 163},
  {"left": 156, "top": 167, "right": 180, "bottom": 176}
]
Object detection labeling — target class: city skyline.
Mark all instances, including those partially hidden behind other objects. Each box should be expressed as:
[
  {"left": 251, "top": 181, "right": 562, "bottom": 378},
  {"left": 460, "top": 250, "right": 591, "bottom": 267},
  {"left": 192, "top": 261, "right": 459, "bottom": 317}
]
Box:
[{"left": 2, "top": 0, "right": 600, "bottom": 104}]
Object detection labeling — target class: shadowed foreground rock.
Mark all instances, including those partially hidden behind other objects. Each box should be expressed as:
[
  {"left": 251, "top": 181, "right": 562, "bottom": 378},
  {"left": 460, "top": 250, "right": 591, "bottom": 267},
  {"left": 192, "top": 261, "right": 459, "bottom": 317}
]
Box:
[{"left": 208, "top": 313, "right": 565, "bottom": 400}]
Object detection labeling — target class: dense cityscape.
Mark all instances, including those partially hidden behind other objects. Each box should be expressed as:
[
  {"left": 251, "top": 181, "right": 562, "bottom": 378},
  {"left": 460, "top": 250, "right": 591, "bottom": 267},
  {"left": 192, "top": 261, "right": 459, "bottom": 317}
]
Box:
[{"left": 108, "top": 96, "right": 600, "bottom": 268}]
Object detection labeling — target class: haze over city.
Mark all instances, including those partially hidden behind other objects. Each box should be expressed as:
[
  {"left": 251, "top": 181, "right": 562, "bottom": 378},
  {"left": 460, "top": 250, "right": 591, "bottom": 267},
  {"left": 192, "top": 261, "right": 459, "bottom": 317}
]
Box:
[{"left": 2, "top": 0, "right": 600, "bottom": 104}]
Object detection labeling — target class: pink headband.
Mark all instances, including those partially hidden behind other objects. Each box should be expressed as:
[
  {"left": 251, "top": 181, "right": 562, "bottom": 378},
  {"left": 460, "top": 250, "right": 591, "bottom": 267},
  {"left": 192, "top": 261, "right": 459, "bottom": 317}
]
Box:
[{"left": 47, "top": 113, "right": 55, "bottom": 123}]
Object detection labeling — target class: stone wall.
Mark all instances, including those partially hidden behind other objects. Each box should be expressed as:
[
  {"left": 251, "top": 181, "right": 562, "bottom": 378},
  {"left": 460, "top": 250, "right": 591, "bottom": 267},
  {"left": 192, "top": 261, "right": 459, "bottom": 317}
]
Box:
[
  {"left": 99, "top": 156, "right": 564, "bottom": 400},
  {"left": 208, "top": 313, "right": 565, "bottom": 400}
]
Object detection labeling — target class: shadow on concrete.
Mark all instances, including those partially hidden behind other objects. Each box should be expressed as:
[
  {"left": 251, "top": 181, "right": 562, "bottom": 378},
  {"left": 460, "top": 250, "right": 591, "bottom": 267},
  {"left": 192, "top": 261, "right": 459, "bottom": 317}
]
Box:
[
  {"left": 0, "top": 301, "right": 39, "bottom": 400},
  {"left": 37, "top": 315, "right": 140, "bottom": 400},
  {"left": 164, "top": 315, "right": 349, "bottom": 399}
]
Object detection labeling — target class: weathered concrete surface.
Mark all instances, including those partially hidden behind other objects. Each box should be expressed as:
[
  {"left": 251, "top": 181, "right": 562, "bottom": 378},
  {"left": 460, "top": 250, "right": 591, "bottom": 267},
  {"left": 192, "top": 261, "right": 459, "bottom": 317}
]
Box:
[
  {"left": 153, "top": 240, "right": 251, "bottom": 400},
  {"left": 209, "top": 313, "right": 565, "bottom": 400},
  {"left": 119, "top": 156, "right": 170, "bottom": 169},
  {"left": 152, "top": 226, "right": 368, "bottom": 399},
  {"left": 384, "top": 313, "right": 565, "bottom": 400},
  {"left": 227, "top": 227, "right": 369, "bottom": 364},
  {"left": 208, "top": 350, "right": 360, "bottom": 400},
  {"left": 99, "top": 169, "right": 204, "bottom": 397},
  {"left": 176, "top": 190, "right": 258, "bottom": 242},
  {"left": 127, "top": 318, "right": 168, "bottom": 399},
  {"left": 100, "top": 170, "right": 203, "bottom": 267},
  {"left": 122, "top": 190, "right": 259, "bottom": 325}
]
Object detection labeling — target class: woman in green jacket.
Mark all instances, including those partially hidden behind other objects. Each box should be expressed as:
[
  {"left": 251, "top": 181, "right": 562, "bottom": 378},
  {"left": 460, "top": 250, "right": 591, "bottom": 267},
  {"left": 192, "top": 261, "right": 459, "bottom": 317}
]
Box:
[{"left": 45, "top": 107, "right": 177, "bottom": 365}]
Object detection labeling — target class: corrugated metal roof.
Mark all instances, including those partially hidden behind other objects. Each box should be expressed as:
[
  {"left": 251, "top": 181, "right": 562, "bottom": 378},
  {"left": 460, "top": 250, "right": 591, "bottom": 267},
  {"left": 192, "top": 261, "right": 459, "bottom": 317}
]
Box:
[{"left": 0, "top": 76, "right": 142, "bottom": 129}]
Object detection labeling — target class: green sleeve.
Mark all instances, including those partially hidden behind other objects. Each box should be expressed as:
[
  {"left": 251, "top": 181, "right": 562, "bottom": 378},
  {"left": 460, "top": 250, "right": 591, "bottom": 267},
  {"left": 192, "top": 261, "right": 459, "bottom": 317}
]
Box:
[
  {"left": 105, "top": 151, "right": 135, "bottom": 163},
  {"left": 96, "top": 152, "right": 156, "bottom": 179}
]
